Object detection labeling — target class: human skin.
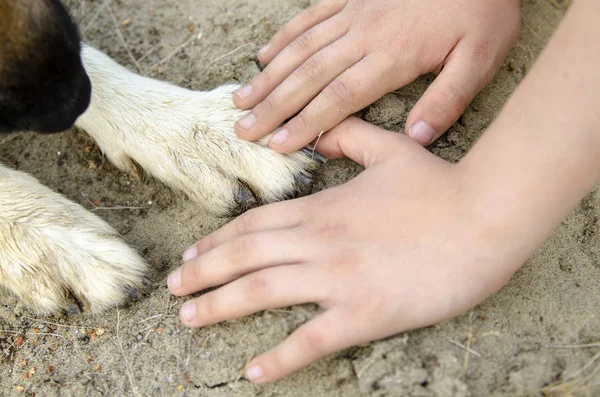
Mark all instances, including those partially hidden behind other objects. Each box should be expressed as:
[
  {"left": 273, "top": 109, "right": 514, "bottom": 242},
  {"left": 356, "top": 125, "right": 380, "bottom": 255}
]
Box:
[
  {"left": 232, "top": 0, "right": 520, "bottom": 151},
  {"left": 169, "top": 0, "right": 600, "bottom": 384}
]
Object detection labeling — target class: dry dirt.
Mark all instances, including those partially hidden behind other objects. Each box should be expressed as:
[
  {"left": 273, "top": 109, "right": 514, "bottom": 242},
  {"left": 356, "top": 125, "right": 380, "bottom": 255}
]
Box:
[{"left": 1, "top": 0, "right": 599, "bottom": 396}]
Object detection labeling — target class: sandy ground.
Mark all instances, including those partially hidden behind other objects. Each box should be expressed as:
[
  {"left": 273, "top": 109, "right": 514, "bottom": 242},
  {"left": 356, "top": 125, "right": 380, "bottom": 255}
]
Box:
[{"left": 1, "top": 0, "right": 599, "bottom": 395}]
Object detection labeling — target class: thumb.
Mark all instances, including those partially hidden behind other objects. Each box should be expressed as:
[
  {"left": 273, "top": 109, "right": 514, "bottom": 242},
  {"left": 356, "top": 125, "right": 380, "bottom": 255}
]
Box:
[
  {"left": 313, "top": 117, "right": 420, "bottom": 167},
  {"left": 405, "top": 46, "right": 495, "bottom": 146}
]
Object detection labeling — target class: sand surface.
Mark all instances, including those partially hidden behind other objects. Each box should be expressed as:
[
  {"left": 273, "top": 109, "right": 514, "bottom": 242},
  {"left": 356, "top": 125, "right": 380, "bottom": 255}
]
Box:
[{"left": 1, "top": 0, "right": 599, "bottom": 395}]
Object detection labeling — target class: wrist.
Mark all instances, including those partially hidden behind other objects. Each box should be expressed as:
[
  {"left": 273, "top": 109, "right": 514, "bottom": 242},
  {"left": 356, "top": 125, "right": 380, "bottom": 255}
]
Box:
[
  {"left": 455, "top": 117, "right": 598, "bottom": 278},
  {"left": 452, "top": 155, "right": 539, "bottom": 280}
]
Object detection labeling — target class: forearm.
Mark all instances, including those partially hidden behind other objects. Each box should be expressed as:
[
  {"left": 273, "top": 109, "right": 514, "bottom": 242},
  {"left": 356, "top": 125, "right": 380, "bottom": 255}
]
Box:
[{"left": 460, "top": 0, "right": 600, "bottom": 266}]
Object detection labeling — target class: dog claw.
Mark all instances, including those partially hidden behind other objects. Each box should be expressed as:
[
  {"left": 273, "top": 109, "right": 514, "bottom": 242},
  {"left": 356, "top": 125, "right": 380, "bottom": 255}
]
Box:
[
  {"left": 295, "top": 171, "right": 312, "bottom": 185},
  {"left": 123, "top": 285, "right": 140, "bottom": 300},
  {"left": 227, "top": 183, "right": 260, "bottom": 216},
  {"left": 236, "top": 182, "right": 259, "bottom": 205},
  {"left": 300, "top": 147, "right": 327, "bottom": 165},
  {"left": 237, "top": 185, "right": 252, "bottom": 203},
  {"left": 65, "top": 304, "right": 81, "bottom": 315},
  {"left": 293, "top": 171, "right": 314, "bottom": 198}
]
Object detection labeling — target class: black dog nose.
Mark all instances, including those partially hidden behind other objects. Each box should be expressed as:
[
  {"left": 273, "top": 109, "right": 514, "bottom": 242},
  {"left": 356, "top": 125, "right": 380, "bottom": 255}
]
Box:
[
  {"left": 73, "top": 72, "right": 92, "bottom": 120},
  {"left": 32, "top": 71, "right": 92, "bottom": 134}
]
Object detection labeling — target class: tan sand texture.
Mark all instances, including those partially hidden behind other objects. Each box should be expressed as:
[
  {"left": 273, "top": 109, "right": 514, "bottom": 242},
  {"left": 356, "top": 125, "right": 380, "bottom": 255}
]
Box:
[{"left": 0, "top": 0, "right": 598, "bottom": 395}]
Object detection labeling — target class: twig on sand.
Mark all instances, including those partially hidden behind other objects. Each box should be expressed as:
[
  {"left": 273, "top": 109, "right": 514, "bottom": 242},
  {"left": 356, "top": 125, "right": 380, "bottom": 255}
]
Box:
[
  {"left": 81, "top": 1, "right": 108, "bottom": 34},
  {"left": 311, "top": 131, "right": 325, "bottom": 159},
  {"left": 148, "top": 33, "right": 200, "bottom": 74},
  {"left": 356, "top": 356, "right": 378, "bottom": 379},
  {"left": 559, "top": 350, "right": 600, "bottom": 384},
  {"left": 0, "top": 132, "right": 23, "bottom": 146},
  {"left": 236, "top": 353, "right": 255, "bottom": 382},
  {"left": 116, "top": 307, "right": 141, "bottom": 397},
  {"left": 547, "top": 342, "right": 600, "bottom": 349},
  {"left": 447, "top": 338, "right": 481, "bottom": 358},
  {"left": 1, "top": 340, "right": 16, "bottom": 357},
  {"left": 207, "top": 43, "right": 252, "bottom": 65},
  {"left": 81, "top": 192, "right": 148, "bottom": 212},
  {"left": 189, "top": 335, "right": 212, "bottom": 362},
  {"left": 22, "top": 315, "right": 100, "bottom": 330},
  {"left": 104, "top": 0, "right": 141, "bottom": 73},
  {"left": 460, "top": 309, "right": 476, "bottom": 380},
  {"left": 0, "top": 329, "right": 64, "bottom": 338},
  {"left": 546, "top": 0, "right": 570, "bottom": 9},
  {"left": 538, "top": 346, "right": 600, "bottom": 396},
  {"left": 137, "top": 314, "right": 175, "bottom": 324}
]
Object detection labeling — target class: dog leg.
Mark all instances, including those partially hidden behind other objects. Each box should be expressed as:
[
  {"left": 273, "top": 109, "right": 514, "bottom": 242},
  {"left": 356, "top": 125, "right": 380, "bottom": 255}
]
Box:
[
  {"left": 0, "top": 164, "right": 147, "bottom": 313},
  {"left": 75, "top": 45, "right": 324, "bottom": 216}
]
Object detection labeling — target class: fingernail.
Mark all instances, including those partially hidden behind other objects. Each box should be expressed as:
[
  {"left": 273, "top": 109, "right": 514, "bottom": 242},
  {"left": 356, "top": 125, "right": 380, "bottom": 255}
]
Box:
[
  {"left": 269, "top": 128, "right": 288, "bottom": 145},
  {"left": 167, "top": 268, "right": 181, "bottom": 290},
  {"left": 258, "top": 43, "right": 270, "bottom": 55},
  {"left": 235, "top": 84, "right": 253, "bottom": 100},
  {"left": 408, "top": 120, "right": 436, "bottom": 146},
  {"left": 245, "top": 364, "right": 264, "bottom": 382},
  {"left": 237, "top": 113, "right": 256, "bottom": 130},
  {"left": 183, "top": 246, "right": 198, "bottom": 262},
  {"left": 181, "top": 301, "right": 196, "bottom": 322}
]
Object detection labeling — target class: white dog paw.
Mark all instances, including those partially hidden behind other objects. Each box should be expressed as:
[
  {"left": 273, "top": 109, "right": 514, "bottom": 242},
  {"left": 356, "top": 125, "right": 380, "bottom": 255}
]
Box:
[
  {"left": 77, "top": 45, "right": 324, "bottom": 216},
  {"left": 0, "top": 165, "right": 147, "bottom": 314}
]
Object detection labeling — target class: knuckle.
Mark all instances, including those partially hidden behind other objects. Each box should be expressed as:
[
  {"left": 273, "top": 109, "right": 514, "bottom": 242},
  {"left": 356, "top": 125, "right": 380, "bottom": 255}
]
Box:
[
  {"left": 361, "top": 8, "right": 388, "bottom": 29},
  {"left": 201, "top": 236, "right": 215, "bottom": 252},
  {"left": 227, "top": 236, "right": 252, "bottom": 265},
  {"left": 245, "top": 275, "right": 270, "bottom": 302},
  {"left": 299, "top": 329, "right": 326, "bottom": 356},
  {"left": 291, "top": 31, "right": 316, "bottom": 54},
  {"left": 260, "top": 93, "right": 279, "bottom": 113},
  {"left": 189, "top": 260, "right": 204, "bottom": 283},
  {"left": 469, "top": 43, "right": 500, "bottom": 75},
  {"left": 358, "top": 294, "right": 388, "bottom": 322},
  {"left": 313, "top": 220, "right": 347, "bottom": 239},
  {"left": 297, "top": 57, "right": 326, "bottom": 83},
  {"left": 194, "top": 236, "right": 215, "bottom": 257},
  {"left": 323, "top": 79, "right": 352, "bottom": 106},
  {"left": 256, "top": 67, "right": 274, "bottom": 86},
  {"left": 429, "top": 84, "right": 470, "bottom": 121},
  {"left": 327, "top": 248, "right": 362, "bottom": 276},
  {"left": 292, "top": 111, "right": 310, "bottom": 131},
  {"left": 376, "top": 50, "right": 399, "bottom": 71},
  {"left": 472, "top": 44, "right": 508, "bottom": 83}
]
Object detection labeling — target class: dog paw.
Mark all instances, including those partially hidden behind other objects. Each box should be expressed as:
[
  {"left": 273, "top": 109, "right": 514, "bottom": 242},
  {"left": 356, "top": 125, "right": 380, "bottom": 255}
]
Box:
[
  {"left": 0, "top": 164, "right": 147, "bottom": 314},
  {"left": 77, "top": 45, "right": 324, "bottom": 216}
]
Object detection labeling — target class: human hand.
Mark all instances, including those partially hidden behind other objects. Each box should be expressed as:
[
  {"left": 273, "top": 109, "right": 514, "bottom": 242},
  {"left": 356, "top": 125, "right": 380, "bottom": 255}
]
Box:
[
  {"left": 168, "top": 118, "right": 529, "bottom": 383},
  {"left": 233, "top": 0, "right": 520, "bottom": 151}
]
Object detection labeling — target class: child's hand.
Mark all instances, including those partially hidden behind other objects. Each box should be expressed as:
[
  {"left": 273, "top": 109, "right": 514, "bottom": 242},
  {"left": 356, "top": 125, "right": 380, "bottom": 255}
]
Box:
[
  {"left": 233, "top": 0, "right": 520, "bottom": 151},
  {"left": 168, "top": 118, "right": 527, "bottom": 383}
]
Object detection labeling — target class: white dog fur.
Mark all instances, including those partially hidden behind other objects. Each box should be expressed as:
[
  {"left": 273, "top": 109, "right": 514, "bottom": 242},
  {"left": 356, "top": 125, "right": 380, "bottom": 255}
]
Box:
[{"left": 0, "top": 45, "right": 320, "bottom": 314}]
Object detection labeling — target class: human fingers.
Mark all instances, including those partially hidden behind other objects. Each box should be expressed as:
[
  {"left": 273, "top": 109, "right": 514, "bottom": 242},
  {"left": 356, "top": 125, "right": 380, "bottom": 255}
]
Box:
[
  {"left": 244, "top": 309, "right": 356, "bottom": 383},
  {"left": 182, "top": 200, "right": 306, "bottom": 260},
  {"left": 235, "top": 36, "right": 361, "bottom": 142},
  {"left": 313, "top": 117, "right": 425, "bottom": 166},
  {"left": 257, "top": 0, "right": 347, "bottom": 65},
  {"left": 169, "top": 229, "right": 313, "bottom": 296},
  {"left": 405, "top": 42, "right": 501, "bottom": 146},
  {"left": 234, "top": 12, "right": 350, "bottom": 110},
  {"left": 178, "top": 264, "right": 328, "bottom": 328},
  {"left": 268, "top": 53, "right": 413, "bottom": 152}
]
